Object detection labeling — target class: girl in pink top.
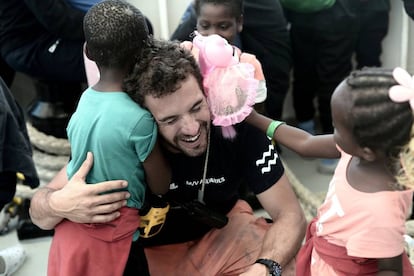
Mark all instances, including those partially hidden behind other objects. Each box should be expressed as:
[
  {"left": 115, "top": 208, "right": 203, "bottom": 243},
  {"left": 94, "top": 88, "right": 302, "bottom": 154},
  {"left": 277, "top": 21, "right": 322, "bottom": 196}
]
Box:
[{"left": 247, "top": 67, "right": 414, "bottom": 275}]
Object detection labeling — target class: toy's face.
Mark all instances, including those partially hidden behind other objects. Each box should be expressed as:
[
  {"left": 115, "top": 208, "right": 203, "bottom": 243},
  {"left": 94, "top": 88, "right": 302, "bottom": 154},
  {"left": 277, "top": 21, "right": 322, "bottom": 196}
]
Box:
[
  {"left": 196, "top": 3, "right": 243, "bottom": 45},
  {"left": 193, "top": 33, "right": 235, "bottom": 69}
]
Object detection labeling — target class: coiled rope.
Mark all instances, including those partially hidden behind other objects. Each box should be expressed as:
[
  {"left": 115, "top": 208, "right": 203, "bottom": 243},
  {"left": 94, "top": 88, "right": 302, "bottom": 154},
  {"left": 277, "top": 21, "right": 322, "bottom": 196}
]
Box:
[{"left": 16, "top": 123, "right": 70, "bottom": 198}]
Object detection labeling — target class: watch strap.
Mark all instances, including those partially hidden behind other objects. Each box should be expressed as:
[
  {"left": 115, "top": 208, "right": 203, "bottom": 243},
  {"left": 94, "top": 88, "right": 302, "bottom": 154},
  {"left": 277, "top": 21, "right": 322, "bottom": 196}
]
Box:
[{"left": 254, "top": 258, "right": 282, "bottom": 276}]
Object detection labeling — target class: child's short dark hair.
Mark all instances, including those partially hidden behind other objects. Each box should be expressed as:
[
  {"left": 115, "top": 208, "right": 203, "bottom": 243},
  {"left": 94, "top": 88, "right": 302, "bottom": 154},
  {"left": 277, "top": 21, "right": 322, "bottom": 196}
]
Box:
[
  {"left": 194, "top": 0, "right": 243, "bottom": 19},
  {"left": 83, "top": 0, "right": 149, "bottom": 68},
  {"left": 123, "top": 39, "right": 203, "bottom": 106},
  {"left": 346, "top": 67, "right": 413, "bottom": 161}
]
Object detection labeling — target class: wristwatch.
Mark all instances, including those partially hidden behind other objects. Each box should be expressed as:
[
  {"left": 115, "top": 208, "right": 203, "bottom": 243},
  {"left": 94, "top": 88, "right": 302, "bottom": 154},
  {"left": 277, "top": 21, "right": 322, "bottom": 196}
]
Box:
[{"left": 254, "top": 258, "right": 282, "bottom": 276}]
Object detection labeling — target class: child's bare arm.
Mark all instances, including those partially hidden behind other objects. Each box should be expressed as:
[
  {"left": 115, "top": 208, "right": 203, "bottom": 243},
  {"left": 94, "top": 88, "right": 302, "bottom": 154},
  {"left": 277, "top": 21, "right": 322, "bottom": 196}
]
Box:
[
  {"left": 246, "top": 110, "right": 340, "bottom": 159},
  {"left": 143, "top": 141, "right": 171, "bottom": 195},
  {"left": 377, "top": 254, "right": 402, "bottom": 275}
]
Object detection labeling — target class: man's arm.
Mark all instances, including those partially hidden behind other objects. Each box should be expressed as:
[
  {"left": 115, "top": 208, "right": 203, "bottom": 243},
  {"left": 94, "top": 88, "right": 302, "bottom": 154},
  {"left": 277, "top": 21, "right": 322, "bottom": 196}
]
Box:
[
  {"left": 143, "top": 141, "right": 171, "bottom": 195},
  {"left": 241, "top": 174, "right": 307, "bottom": 276},
  {"left": 29, "top": 152, "right": 130, "bottom": 229}
]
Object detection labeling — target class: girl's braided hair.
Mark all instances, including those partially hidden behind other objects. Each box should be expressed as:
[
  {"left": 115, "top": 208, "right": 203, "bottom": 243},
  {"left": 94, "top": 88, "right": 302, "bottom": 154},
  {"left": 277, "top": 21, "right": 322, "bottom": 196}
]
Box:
[{"left": 346, "top": 67, "right": 414, "bottom": 188}]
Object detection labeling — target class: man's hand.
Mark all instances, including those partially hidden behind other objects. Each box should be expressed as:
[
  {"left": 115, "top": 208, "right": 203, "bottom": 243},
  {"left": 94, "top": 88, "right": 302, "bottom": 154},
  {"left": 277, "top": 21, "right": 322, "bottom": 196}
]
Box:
[
  {"left": 239, "top": 263, "right": 267, "bottom": 276},
  {"left": 30, "top": 152, "right": 131, "bottom": 229},
  {"left": 49, "top": 152, "right": 130, "bottom": 224}
]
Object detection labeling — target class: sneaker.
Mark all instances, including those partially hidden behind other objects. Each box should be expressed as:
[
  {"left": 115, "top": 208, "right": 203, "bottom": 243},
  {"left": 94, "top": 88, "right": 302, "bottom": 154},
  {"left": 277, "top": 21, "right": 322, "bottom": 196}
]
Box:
[
  {"left": 317, "top": 159, "right": 338, "bottom": 175},
  {"left": 297, "top": 119, "right": 315, "bottom": 135},
  {"left": 0, "top": 245, "right": 26, "bottom": 276}
]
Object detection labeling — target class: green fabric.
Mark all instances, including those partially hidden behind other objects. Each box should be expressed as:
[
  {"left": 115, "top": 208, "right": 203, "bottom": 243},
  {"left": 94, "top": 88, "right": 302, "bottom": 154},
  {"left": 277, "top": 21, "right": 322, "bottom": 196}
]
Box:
[
  {"left": 280, "top": 0, "right": 335, "bottom": 13},
  {"left": 67, "top": 88, "right": 157, "bottom": 211}
]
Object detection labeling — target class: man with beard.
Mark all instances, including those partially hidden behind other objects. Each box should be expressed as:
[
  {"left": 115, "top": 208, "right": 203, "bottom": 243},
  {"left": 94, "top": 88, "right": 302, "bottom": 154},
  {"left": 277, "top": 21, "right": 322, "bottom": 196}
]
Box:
[{"left": 29, "top": 39, "right": 305, "bottom": 276}]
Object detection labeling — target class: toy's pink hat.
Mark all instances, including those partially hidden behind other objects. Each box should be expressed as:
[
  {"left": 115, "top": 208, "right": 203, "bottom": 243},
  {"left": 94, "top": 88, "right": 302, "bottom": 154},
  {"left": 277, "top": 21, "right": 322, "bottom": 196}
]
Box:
[{"left": 192, "top": 33, "right": 258, "bottom": 139}]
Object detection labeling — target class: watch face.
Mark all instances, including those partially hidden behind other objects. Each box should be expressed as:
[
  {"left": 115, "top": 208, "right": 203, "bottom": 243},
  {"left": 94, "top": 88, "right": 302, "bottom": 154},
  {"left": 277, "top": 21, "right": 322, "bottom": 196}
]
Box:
[
  {"left": 255, "top": 259, "right": 282, "bottom": 276},
  {"left": 270, "top": 263, "right": 282, "bottom": 276}
]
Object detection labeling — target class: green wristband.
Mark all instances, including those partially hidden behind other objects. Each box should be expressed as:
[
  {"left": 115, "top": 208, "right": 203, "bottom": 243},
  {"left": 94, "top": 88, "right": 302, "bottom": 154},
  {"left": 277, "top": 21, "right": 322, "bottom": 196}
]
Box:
[{"left": 266, "top": 120, "right": 285, "bottom": 138}]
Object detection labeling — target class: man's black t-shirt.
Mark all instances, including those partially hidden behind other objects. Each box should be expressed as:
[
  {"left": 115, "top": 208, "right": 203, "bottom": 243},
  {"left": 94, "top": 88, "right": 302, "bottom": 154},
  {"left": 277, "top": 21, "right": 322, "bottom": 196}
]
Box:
[{"left": 141, "top": 122, "right": 284, "bottom": 246}]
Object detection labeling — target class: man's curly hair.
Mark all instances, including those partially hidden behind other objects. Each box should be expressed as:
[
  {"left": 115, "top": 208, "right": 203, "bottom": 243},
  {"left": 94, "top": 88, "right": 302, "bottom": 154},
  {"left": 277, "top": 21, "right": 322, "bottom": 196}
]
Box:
[
  {"left": 83, "top": 0, "right": 149, "bottom": 68},
  {"left": 123, "top": 39, "right": 204, "bottom": 106}
]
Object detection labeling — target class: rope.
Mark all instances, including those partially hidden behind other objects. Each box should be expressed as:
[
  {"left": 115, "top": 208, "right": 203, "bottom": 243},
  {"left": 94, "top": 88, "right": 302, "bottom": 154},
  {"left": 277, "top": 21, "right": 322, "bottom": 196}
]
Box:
[
  {"left": 16, "top": 123, "right": 70, "bottom": 197},
  {"left": 282, "top": 159, "right": 324, "bottom": 222},
  {"left": 26, "top": 123, "right": 70, "bottom": 156}
]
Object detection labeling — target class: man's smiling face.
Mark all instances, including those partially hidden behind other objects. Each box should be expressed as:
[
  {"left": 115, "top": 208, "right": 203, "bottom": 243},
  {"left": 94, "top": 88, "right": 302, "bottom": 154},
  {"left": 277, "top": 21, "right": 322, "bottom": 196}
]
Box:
[{"left": 144, "top": 75, "right": 211, "bottom": 157}]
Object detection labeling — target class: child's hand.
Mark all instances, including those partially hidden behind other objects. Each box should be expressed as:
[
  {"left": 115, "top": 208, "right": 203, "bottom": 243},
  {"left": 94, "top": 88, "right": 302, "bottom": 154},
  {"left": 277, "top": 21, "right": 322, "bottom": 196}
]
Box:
[
  {"left": 180, "top": 41, "right": 200, "bottom": 63},
  {"left": 180, "top": 41, "right": 193, "bottom": 51}
]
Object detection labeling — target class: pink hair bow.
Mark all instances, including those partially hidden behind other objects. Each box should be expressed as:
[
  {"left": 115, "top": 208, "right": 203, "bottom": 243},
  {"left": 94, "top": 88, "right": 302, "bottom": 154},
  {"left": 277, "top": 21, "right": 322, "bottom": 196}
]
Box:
[{"left": 389, "top": 67, "right": 414, "bottom": 109}]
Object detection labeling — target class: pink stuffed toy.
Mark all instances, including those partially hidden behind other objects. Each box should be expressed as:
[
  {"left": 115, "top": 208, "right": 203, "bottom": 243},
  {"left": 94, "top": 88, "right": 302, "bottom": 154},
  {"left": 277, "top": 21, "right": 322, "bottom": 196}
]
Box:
[{"left": 192, "top": 33, "right": 258, "bottom": 139}]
